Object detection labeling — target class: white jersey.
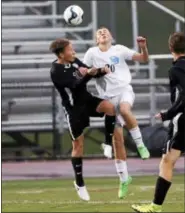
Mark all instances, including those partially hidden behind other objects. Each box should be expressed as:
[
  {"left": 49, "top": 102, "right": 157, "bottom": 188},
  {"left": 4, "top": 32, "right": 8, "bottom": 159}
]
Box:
[{"left": 83, "top": 45, "right": 136, "bottom": 98}]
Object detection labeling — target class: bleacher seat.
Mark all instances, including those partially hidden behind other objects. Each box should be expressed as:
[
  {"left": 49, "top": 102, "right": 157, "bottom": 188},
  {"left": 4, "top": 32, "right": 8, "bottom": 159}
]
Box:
[
  {"left": 2, "top": 28, "right": 66, "bottom": 41},
  {"left": 2, "top": 2, "right": 26, "bottom": 15},
  {"left": 2, "top": 40, "right": 92, "bottom": 55},
  {"left": 2, "top": 16, "right": 47, "bottom": 28}
]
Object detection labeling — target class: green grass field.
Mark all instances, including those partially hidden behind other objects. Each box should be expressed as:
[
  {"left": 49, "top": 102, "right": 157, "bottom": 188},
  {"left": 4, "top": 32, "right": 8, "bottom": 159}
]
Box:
[{"left": 2, "top": 175, "right": 184, "bottom": 212}]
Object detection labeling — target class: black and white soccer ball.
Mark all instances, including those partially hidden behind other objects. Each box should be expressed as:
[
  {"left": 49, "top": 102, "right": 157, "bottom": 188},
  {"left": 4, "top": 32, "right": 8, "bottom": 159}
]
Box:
[{"left": 63, "top": 5, "right": 84, "bottom": 26}]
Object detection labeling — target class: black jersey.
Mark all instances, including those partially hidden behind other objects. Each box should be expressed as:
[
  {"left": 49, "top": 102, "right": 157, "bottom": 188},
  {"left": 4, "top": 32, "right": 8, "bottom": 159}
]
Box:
[
  {"left": 50, "top": 57, "right": 104, "bottom": 114},
  {"left": 161, "top": 56, "right": 185, "bottom": 121}
]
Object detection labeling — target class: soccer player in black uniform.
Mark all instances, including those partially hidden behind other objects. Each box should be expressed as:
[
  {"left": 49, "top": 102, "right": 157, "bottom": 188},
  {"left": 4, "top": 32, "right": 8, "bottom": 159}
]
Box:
[
  {"left": 50, "top": 38, "right": 116, "bottom": 201},
  {"left": 132, "top": 32, "right": 185, "bottom": 212}
]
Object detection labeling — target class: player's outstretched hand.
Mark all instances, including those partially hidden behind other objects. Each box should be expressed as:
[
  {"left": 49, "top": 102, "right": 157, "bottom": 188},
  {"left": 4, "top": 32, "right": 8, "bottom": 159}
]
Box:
[
  {"left": 78, "top": 67, "right": 89, "bottom": 76},
  {"left": 155, "top": 113, "right": 162, "bottom": 120},
  {"left": 137, "top": 36, "right": 147, "bottom": 49}
]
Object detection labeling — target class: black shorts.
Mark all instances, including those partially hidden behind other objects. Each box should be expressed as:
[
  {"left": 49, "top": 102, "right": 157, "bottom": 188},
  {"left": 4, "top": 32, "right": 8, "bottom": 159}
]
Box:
[
  {"left": 65, "top": 95, "right": 104, "bottom": 140},
  {"left": 163, "top": 113, "right": 185, "bottom": 154}
]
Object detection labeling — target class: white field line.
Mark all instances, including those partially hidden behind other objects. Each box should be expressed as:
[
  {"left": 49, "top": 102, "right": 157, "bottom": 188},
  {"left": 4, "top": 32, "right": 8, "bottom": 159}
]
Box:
[
  {"left": 8, "top": 187, "right": 152, "bottom": 194},
  {"left": 9, "top": 187, "right": 119, "bottom": 194},
  {"left": 2, "top": 200, "right": 183, "bottom": 205},
  {"left": 3, "top": 184, "right": 183, "bottom": 194},
  {"left": 16, "top": 190, "right": 44, "bottom": 194},
  {"left": 139, "top": 186, "right": 155, "bottom": 191}
]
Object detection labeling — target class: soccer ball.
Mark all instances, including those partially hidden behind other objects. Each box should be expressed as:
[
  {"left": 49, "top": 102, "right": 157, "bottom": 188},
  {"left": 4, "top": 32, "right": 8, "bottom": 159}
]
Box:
[{"left": 63, "top": 5, "right": 84, "bottom": 26}]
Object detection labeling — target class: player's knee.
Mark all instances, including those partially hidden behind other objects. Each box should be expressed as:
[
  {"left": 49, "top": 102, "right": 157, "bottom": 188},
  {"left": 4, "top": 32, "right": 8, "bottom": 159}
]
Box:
[
  {"left": 160, "top": 155, "right": 175, "bottom": 169},
  {"left": 119, "top": 104, "right": 131, "bottom": 117},
  {"left": 72, "top": 137, "right": 84, "bottom": 156},
  {"left": 97, "top": 100, "right": 115, "bottom": 116}
]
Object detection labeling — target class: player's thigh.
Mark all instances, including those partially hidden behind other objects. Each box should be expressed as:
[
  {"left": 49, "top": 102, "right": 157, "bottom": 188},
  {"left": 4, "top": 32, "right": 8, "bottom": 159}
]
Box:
[
  {"left": 108, "top": 95, "right": 120, "bottom": 113},
  {"left": 172, "top": 113, "right": 185, "bottom": 153},
  {"left": 162, "top": 113, "right": 184, "bottom": 165},
  {"left": 121, "top": 85, "right": 135, "bottom": 106},
  {"left": 66, "top": 112, "right": 89, "bottom": 142},
  {"left": 119, "top": 86, "right": 135, "bottom": 112},
  {"left": 87, "top": 95, "right": 104, "bottom": 117},
  {"left": 107, "top": 95, "right": 126, "bottom": 127},
  {"left": 162, "top": 132, "right": 182, "bottom": 159},
  {"left": 95, "top": 99, "right": 116, "bottom": 116}
]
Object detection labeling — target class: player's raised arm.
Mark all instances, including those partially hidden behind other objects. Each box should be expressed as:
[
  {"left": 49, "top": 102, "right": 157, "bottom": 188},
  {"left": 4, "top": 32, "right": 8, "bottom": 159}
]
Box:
[
  {"left": 118, "top": 38, "right": 148, "bottom": 63},
  {"left": 131, "top": 37, "right": 149, "bottom": 62}
]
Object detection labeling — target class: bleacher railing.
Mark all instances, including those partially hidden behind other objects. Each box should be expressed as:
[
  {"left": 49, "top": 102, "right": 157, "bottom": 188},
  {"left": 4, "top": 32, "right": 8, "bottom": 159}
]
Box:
[{"left": 146, "top": 0, "right": 185, "bottom": 32}]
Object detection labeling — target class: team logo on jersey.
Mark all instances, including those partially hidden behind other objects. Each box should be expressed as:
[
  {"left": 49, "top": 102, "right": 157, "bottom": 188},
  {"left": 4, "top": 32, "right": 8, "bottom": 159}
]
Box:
[
  {"left": 72, "top": 63, "right": 79, "bottom": 69},
  {"left": 110, "top": 56, "right": 119, "bottom": 65},
  {"left": 64, "top": 64, "right": 71, "bottom": 68}
]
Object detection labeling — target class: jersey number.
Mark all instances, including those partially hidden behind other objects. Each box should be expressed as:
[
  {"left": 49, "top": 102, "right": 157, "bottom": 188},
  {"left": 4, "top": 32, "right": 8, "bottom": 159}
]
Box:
[{"left": 105, "top": 64, "right": 115, "bottom": 73}]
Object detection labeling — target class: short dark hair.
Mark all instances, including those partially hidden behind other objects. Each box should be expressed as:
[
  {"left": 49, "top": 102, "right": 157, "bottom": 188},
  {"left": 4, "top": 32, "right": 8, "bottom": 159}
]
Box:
[
  {"left": 98, "top": 26, "right": 108, "bottom": 30},
  {"left": 49, "top": 38, "right": 70, "bottom": 56},
  {"left": 169, "top": 32, "right": 185, "bottom": 54}
]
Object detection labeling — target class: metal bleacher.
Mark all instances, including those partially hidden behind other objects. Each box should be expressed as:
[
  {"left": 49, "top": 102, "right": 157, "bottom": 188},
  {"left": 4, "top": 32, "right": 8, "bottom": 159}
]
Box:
[
  {"left": 2, "top": 1, "right": 171, "bottom": 136},
  {"left": 2, "top": 1, "right": 108, "bottom": 135}
]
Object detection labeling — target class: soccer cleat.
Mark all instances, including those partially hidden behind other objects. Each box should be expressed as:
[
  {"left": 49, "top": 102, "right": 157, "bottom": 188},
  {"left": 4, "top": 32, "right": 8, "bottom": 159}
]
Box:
[
  {"left": 118, "top": 176, "right": 132, "bottom": 199},
  {"left": 73, "top": 181, "right": 90, "bottom": 201},
  {"left": 137, "top": 145, "right": 150, "bottom": 160},
  {"left": 132, "top": 203, "right": 162, "bottom": 212},
  {"left": 101, "top": 143, "right": 112, "bottom": 159}
]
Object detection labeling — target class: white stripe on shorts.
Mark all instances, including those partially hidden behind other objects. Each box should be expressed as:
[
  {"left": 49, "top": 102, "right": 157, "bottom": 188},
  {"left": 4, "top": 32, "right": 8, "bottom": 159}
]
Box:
[
  {"left": 64, "top": 88, "right": 74, "bottom": 106},
  {"left": 166, "top": 140, "right": 170, "bottom": 153},
  {"left": 63, "top": 107, "right": 75, "bottom": 141},
  {"left": 172, "top": 113, "right": 183, "bottom": 136}
]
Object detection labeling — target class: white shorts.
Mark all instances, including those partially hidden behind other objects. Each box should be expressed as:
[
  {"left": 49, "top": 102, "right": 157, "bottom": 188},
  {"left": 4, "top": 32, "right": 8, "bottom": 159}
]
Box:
[{"left": 108, "top": 85, "right": 135, "bottom": 127}]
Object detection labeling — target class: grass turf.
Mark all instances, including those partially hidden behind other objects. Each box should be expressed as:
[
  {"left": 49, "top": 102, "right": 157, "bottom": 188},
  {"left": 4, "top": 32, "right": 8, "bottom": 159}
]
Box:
[{"left": 2, "top": 175, "right": 184, "bottom": 212}]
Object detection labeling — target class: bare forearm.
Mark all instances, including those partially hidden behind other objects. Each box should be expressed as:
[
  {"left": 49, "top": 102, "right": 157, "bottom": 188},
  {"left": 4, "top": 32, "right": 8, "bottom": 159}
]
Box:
[
  {"left": 140, "top": 47, "right": 149, "bottom": 62},
  {"left": 133, "top": 36, "right": 149, "bottom": 63}
]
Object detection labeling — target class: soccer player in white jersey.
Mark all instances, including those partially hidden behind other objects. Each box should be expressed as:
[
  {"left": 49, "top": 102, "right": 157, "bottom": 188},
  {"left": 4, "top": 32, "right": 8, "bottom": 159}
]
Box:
[{"left": 84, "top": 27, "right": 150, "bottom": 198}]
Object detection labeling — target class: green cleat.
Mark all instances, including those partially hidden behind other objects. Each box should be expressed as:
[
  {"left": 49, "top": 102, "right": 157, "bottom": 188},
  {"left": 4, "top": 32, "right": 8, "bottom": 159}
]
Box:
[
  {"left": 137, "top": 145, "right": 150, "bottom": 160},
  {"left": 132, "top": 203, "right": 162, "bottom": 212},
  {"left": 118, "top": 176, "right": 132, "bottom": 199}
]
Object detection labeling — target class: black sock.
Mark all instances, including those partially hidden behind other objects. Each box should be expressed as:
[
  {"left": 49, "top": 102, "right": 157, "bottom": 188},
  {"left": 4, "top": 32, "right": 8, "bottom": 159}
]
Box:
[
  {"left": 104, "top": 115, "right": 115, "bottom": 146},
  {"left": 71, "top": 157, "right": 84, "bottom": 187},
  {"left": 153, "top": 176, "right": 172, "bottom": 205}
]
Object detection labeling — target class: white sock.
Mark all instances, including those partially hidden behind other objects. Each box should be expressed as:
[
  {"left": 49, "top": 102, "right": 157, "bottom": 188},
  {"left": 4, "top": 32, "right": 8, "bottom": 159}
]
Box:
[
  {"left": 115, "top": 160, "right": 129, "bottom": 183},
  {"left": 129, "top": 126, "right": 144, "bottom": 148}
]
